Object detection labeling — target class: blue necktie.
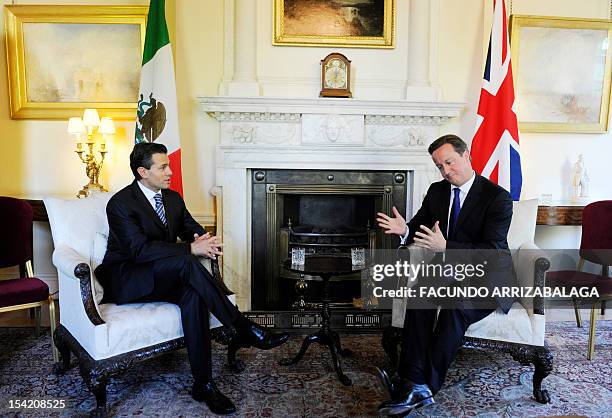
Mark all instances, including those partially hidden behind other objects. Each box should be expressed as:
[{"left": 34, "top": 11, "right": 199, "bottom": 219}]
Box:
[
  {"left": 154, "top": 193, "right": 167, "bottom": 226},
  {"left": 448, "top": 187, "right": 461, "bottom": 239}
]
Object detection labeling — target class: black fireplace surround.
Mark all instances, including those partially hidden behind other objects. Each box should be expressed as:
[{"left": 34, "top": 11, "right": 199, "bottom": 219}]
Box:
[{"left": 250, "top": 169, "right": 410, "bottom": 316}]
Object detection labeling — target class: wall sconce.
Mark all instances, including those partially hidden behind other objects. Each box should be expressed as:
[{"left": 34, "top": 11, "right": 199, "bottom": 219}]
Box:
[{"left": 67, "top": 109, "right": 115, "bottom": 198}]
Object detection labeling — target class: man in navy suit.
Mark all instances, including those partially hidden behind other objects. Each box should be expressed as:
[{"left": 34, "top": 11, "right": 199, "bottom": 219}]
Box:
[
  {"left": 95, "top": 142, "right": 288, "bottom": 415},
  {"left": 376, "top": 134, "right": 514, "bottom": 416}
]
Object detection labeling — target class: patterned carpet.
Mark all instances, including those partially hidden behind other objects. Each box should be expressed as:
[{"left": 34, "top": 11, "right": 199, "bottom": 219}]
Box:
[{"left": 0, "top": 321, "right": 610, "bottom": 417}]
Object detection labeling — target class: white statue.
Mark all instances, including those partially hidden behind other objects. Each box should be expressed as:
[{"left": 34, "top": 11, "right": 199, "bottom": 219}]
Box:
[
  {"left": 581, "top": 169, "right": 589, "bottom": 198},
  {"left": 572, "top": 155, "right": 589, "bottom": 200}
]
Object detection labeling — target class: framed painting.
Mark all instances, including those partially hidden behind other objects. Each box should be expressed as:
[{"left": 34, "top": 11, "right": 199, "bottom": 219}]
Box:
[
  {"left": 4, "top": 5, "right": 147, "bottom": 120},
  {"left": 510, "top": 15, "right": 612, "bottom": 133},
  {"left": 273, "top": 0, "right": 395, "bottom": 48}
]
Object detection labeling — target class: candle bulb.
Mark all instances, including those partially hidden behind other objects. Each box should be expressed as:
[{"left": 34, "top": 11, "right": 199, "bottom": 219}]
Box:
[
  {"left": 98, "top": 117, "right": 114, "bottom": 153},
  {"left": 68, "top": 116, "right": 86, "bottom": 151}
]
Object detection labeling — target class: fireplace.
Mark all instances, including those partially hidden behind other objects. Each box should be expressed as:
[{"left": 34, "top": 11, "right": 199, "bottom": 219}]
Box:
[
  {"left": 199, "top": 96, "right": 463, "bottom": 316},
  {"left": 251, "top": 169, "right": 408, "bottom": 311}
]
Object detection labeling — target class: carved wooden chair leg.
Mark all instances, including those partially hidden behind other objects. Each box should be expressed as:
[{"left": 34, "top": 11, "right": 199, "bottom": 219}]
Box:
[
  {"left": 227, "top": 340, "right": 246, "bottom": 372},
  {"left": 509, "top": 343, "right": 553, "bottom": 404},
  {"left": 91, "top": 383, "right": 108, "bottom": 418},
  {"left": 80, "top": 363, "right": 108, "bottom": 418},
  {"left": 531, "top": 344, "right": 553, "bottom": 404},
  {"left": 53, "top": 325, "right": 72, "bottom": 373}
]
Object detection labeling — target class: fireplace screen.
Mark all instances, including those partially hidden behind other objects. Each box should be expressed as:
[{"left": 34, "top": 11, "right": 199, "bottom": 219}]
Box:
[{"left": 283, "top": 225, "right": 374, "bottom": 255}]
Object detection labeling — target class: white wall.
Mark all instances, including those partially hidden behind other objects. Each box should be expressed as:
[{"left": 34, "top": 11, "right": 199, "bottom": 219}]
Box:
[{"left": 256, "top": 0, "right": 410, "bottom": 99}]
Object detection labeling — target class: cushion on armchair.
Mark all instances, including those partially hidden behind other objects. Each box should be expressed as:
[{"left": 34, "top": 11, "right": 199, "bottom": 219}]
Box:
[
  {"left": 90, "top": 232, "right": 108, "bottom": 305},
  {"left": 91, "top": 296, "right": 232, "bottom": 359},
  {"left": 507, "top": 198, "right": 538, "bottom": 250},
  {"left": 464, "top": 301, "right": 545, "bottom": 345},
  {"left": 465, "top": 198, "right": 544, "bottom": 345},
  {"left": 45, "top": 194, "right": 112, "bottom": 261}
]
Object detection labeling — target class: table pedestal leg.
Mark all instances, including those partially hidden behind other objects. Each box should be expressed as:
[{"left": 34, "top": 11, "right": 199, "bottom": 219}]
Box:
[{"left": 280, "top": 274, "right": 352, "bottom": 386}]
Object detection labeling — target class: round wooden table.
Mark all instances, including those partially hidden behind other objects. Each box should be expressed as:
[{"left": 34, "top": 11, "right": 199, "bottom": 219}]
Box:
[{"left": 280, "top": 254, "right": 365, "bottom": 386}]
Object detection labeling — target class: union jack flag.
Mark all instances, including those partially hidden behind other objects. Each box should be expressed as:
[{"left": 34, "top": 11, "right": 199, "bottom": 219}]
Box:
[{"left": 471, "top": 0, "right": 522, "bottom": 200}]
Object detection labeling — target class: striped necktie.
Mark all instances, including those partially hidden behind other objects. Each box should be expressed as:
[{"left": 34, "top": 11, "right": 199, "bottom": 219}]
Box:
[{"left": 153, "top": 193, "right": 167, "bottom": 226}]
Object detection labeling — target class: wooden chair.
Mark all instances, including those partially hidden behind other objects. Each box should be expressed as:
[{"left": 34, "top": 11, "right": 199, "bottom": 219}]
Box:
[
  {"left": 546, "top": 200, "right": 612, "bottom": 359},
  {"left": 0, "top": 196, "right": 58, "bottom": 362}
]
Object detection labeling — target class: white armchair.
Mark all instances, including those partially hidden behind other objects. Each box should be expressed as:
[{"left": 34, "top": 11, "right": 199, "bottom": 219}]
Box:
[
  {"left": 383, "top": 199, "right": 553, "bottom": 404},
  {"left": 44, "top": 193, "right": 240, "bottom": 416}
]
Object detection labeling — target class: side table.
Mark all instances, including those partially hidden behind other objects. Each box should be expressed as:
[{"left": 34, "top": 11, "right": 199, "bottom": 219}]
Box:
[{"left": 280, "top": 254, "right": 365, "bottom": 386}]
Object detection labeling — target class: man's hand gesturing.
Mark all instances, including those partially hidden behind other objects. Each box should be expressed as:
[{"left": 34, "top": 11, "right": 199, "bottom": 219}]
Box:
[
  {"left": 413, "top": 221, "right": 446, "bottom": 252},
  {"left": 376, "top": 206, "right": 408, "bottom": 236},
  {"left": 191, "top": 232, "right": 224, "bottom": 258}
]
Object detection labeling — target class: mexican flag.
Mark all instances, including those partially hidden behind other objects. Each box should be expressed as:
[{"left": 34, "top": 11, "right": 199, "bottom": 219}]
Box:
[{"left": 135, "top": 0, "right": 183, "bottom": 196}]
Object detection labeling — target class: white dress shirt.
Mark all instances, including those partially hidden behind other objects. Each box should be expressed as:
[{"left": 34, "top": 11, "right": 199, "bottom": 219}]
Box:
[
  {"left": 137, "top": 180, "right": 162, "bottom": 210},
  {"left": 401, "top": 171, "right": 476, "bottom": 244}
]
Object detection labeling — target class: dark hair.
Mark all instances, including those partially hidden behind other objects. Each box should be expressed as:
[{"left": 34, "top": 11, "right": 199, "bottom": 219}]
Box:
[
  {"left": 427, "top": 134, "right": 468, "bottom": 156},
  {"left": 130, "top": 142, "right": 168, "bottom": 180}
]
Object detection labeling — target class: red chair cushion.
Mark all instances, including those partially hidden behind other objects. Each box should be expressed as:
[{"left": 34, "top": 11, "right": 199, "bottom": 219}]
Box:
[
  {"left": 0, "top": 278, "right": 49, "bottom": 308},
  {"left": 547, "top": 270, "right": 612, "bottom": 296}
]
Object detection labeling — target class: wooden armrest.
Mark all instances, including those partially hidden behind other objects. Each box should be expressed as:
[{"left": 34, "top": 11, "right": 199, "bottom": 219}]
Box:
[
  {"left": 533, "top": 257, "right": 550, "bottom": 315},
  {"left": 73, "top": 263, "right": 105, "bottom": 326}
]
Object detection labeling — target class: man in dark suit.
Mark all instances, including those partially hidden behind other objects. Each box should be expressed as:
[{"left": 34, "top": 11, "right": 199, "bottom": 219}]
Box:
[
  {"left": 95, "top": 142, "right": 289, "bottom": 415},
  {"left": 376, "top": 134, "right": 514, "bottom": 416}
]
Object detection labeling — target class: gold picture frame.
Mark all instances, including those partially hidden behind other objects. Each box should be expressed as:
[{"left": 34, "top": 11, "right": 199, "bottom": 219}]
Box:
[
  {"left": 510, "top": 15, "right": 612, "bottom": 133},
  {"left": 4, "top": 5, "right": 147, "bottom": 120},
  {"left": 273, "top": 0, "right": 395, "bottom": 48}
]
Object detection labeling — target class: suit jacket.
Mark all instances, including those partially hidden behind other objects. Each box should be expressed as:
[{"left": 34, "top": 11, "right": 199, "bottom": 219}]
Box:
[
  {"left": 406, "top": 174, "right": 515, "bottom": 312},
  {"left": 95, "top": 180, "right": 205, "bottom": 304}
]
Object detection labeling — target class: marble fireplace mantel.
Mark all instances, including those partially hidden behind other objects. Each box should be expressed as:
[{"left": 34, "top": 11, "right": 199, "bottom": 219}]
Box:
[{"left": 198, "top": 96, "right": 464, "bottom": 309}]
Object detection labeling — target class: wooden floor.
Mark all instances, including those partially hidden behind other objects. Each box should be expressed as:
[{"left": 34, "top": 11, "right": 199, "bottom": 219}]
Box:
[{"left": 0, "top": 300, "right": 58, "bottom": 327}]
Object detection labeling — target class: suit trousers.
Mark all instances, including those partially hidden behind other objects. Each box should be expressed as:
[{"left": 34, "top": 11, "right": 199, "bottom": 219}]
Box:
[
  {"left": 399, "top": 307, "right": 494, "bottom": 394},
  {"left": 138, "top": 254, "right": 242, "bottom": 384}
]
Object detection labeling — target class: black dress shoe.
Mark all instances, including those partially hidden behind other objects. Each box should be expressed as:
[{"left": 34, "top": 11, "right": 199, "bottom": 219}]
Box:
[
  {"left": 192, "top": 381, "right": 236, "bottom": 415},
  {"left": 238, "top": 320, "right": 289, "bottom": 350},
  {"left": 376, "top": 367, "right": 394, "bottom": 398},
  {"left": 378, "top": 382, "right": 434, "bottom": 416},
  {"left": 375, "top": 367, "right": 410, "bottom": 399}
]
